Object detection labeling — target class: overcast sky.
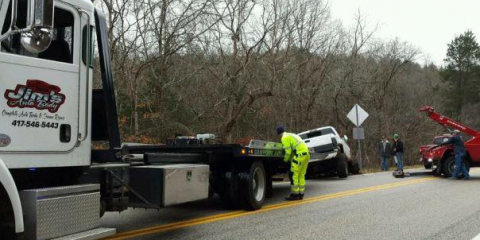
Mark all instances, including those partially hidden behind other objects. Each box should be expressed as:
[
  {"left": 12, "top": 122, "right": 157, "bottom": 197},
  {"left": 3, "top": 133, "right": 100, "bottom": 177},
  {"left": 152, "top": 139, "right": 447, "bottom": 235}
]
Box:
[{"left": 329, "top": 0, "right": 480, "bottom": 66}]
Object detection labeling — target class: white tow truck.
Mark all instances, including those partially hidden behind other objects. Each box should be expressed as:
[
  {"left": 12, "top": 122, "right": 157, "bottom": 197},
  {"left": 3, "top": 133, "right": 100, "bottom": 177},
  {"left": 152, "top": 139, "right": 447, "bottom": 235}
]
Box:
[
  {"left": 298, "top": 126, "right": 359, "bottom": 178},
  {"left": 0, "top": 1, "right": 290, "bottom": 239}
]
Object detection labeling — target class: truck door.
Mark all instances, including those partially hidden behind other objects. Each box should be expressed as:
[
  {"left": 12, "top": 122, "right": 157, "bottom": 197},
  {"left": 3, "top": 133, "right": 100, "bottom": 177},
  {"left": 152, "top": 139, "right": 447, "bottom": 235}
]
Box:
[{"left": 0, "top": 3, "right": 81, "bottom": 152}]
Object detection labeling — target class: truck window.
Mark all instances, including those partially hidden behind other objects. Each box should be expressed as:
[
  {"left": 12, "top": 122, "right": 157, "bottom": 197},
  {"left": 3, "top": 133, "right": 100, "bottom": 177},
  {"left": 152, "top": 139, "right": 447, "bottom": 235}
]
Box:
[
  {"left": 321, "top": 128, "right": 334, "bottom": 135},
  {"left": 82, "top": 25, "right": 94, "bottom": 67},
  {"left": 1, "top": 4, "right": 75, "bottom": 64},
  {"left": 433, "top": 137, "right": 450, "bottom": 145},
  {"left": 300, "top": 128, "right": 334, "bottom": 139}
]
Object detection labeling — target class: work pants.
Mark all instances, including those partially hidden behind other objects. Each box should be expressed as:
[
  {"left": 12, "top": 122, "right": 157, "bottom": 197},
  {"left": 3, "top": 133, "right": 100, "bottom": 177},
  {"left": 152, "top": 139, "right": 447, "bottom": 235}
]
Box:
[
  {"left": 290, "top": 153, "right": 310, "bottom": 194},
  {"left": 380, "top": 156, "right": 388, "bottom": 171},
  {"left": 452, "top": 151, "right": 469, "bottom": 178},
  {"left": 396, "top": 152, "right": 404, "bottom": 171}
]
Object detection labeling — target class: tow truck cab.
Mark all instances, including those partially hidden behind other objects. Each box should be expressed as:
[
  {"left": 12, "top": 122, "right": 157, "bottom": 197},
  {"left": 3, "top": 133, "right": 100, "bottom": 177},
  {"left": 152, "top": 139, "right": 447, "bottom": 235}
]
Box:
[
  {"left": 0, "top": 0, "right": 116, "bottom": 239},
  {"left": 0, "top": 1, "right": 288, "bottom": 239}
]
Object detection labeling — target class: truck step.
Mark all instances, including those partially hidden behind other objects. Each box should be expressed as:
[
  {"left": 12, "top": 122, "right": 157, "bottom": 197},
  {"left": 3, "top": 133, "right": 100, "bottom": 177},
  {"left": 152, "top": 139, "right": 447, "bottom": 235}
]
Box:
[
  {"left": 52, "top": 228, "right": 116, "bottom": 240},
  {"left": 20, "top": 184, "right": 105, "bottom": 240}
]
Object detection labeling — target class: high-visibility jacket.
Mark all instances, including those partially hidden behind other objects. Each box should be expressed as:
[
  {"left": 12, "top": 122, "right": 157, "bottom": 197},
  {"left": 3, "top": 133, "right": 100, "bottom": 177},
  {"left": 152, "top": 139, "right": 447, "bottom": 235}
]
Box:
[{"left": 281, "top": 132, "right": 309, "bottom": 162}]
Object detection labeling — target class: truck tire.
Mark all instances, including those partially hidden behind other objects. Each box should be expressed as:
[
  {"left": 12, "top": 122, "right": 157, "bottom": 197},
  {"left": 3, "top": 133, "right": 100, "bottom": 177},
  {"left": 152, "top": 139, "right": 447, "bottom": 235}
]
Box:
[
  {"left": 100, "top": 200, "right": 107, "bottom": 218},
  {"left": 336, "top": 153, "right": 349, "bottom": 178},
  {"left": 0, "top": 228, "right": 24, "bottom": 240},
  {"left": 442, "top": 156, "right": 470, "bottom": 178},
  {"left": 348, "top": 160, "right": 360, "bottom": 175},
  {"left": 219, "top": 167, "right": 243, "bottom": 209},
  {"left": 240, "top": 161, "right": 266, "bottom": 210},
  {"left": 442, "top": 156, "right": 455, "bottom": 177},
  {"left": 0, "top": 188, "right": 20, "bottom": 240}
]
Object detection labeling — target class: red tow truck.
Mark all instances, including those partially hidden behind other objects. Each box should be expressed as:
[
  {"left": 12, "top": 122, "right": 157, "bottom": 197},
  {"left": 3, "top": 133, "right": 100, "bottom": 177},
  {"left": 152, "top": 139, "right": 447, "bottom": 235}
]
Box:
[{"left": 419, "top": 106, "right": 480, "bottom": 177}]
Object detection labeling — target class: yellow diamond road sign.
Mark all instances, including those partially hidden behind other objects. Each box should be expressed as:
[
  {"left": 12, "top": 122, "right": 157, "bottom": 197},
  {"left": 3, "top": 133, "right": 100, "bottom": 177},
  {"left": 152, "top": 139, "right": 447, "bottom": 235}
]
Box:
[{"left": 347, "top": 104, "right": 369, "bottom": 127}]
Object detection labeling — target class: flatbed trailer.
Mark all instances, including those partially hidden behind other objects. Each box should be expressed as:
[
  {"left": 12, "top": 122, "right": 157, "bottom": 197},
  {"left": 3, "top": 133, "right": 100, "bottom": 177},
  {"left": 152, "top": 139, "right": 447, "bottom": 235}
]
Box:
[{"left": 82, "top": 140, "right": 288, "bottom": 217}]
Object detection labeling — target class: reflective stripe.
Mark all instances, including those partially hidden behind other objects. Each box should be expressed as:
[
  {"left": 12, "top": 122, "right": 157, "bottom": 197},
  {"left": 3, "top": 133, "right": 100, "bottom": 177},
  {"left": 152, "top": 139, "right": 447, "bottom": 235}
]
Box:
[
  {"left": 299, "top": 186, "right": 305, "bottom": 194},
  {"left": 285, "top": 133, "right": 303, "bottom": 151},
  {"left": 291, "top": 185, "right": 300, "bottom": 194}
]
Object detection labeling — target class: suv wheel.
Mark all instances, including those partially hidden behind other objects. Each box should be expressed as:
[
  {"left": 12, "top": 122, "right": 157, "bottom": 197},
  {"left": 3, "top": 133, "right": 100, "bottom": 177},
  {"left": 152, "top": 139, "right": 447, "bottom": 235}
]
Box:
[{"left": 336, "top": 153, "right": 349, "bottom": 178}]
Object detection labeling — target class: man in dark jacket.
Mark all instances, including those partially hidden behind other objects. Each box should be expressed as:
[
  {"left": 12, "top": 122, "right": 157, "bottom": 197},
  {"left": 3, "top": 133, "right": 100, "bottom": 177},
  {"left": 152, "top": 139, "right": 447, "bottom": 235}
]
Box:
[
  {"left": 393, "top": 134, "right": 404, "bottom": 172},
  {"left": 440, "top": 130, "right": 470, "bottom": 180},
  {"left": 378, "top": 136, "right": 392, "bottom": 171}
]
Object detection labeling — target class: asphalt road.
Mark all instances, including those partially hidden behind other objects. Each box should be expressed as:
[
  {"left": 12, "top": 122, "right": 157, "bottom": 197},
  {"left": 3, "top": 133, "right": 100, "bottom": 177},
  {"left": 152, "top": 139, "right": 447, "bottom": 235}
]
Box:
[{"left": 100, "top": 168, "right": 480, "bottom": 240}]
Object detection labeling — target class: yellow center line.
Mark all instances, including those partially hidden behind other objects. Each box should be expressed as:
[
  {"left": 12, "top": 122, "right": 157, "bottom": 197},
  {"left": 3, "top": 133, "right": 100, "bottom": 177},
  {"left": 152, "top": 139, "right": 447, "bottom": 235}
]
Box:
[{"left": 102, "top": 177, "right": 437, "bottom": 240}]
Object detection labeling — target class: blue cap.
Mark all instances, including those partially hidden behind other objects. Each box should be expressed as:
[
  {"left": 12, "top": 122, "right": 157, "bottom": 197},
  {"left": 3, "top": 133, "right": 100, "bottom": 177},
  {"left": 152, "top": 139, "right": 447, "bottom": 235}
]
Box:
[{"left": 276, "top": 125, "right": 286, "bottom": 135}]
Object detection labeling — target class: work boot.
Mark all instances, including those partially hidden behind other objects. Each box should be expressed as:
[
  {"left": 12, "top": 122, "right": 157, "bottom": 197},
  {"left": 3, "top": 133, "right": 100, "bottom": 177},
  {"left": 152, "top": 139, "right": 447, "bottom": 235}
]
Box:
[
  {"left": 285, "top": 194, "right": 301, "bottom": 201},
  {"left": 299, "top": 194, "right": 304, "bottom": 200}
]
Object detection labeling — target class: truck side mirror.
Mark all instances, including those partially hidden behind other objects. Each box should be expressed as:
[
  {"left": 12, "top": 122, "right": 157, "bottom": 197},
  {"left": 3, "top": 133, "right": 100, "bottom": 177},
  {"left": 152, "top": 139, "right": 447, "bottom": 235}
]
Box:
[{"left": 21, "top": 0, "right": 54, "bottom": 53}]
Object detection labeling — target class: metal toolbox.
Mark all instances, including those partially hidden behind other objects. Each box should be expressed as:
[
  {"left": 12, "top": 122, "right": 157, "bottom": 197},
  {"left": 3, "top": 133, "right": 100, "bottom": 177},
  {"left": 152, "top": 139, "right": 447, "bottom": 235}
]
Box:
[
  {"left": 20, "top": 184, "right": 102, "bottom": 240},
  {"left": 129, "top": 164, "right": 209, "bottom": 207}
]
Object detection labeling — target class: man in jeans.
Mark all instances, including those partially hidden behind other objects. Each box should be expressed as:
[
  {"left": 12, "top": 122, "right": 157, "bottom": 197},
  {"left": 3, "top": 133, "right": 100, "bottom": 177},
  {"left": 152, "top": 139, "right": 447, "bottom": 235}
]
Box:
[
  {"left": 393, "top": 134, "right": 404, "bottom": 172},
  {"left": 440, "top": 130, "right": 470, "bottom": 180},
  {"left": 378, "top": 136, "right": 391, "bottom": 171}
]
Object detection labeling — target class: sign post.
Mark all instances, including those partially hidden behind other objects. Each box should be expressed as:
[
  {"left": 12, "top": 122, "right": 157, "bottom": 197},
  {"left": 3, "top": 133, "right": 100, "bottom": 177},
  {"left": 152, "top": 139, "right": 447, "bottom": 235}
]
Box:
[{"left": 347, "top": 104, "right": 369, "bottom": 169}]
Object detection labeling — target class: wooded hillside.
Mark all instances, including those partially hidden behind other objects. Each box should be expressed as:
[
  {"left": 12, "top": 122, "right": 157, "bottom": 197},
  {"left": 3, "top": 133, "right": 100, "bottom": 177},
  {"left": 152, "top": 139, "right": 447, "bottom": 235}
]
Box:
[{"left": 94, "top": 0, "right": 480, "bottom": 168}]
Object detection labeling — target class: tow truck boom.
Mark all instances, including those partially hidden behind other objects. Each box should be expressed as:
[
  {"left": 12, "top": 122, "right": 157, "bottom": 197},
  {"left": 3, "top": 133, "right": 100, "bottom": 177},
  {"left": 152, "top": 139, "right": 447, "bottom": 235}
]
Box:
[{"left": 419, "top": 106, "right": 480, "bottom": 137}]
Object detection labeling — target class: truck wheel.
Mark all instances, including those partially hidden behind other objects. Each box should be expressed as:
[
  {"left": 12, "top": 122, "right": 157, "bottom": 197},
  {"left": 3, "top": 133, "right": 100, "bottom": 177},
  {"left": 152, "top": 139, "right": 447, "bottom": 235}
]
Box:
[
  {"left": 241, "top": 161, "right": 266, "bottom": 210},
  {"left": 0, "top": 189, "right": 20, "bottom": 240},
  {"left": 0, "top": 220, "right": 22, "bottom": 240},
  {"left": 442, "top": 156, "right": 455, "bottom": 177},
  {"left": 336, "top": 153, "right": 349, "bottom": 178},
  {"left": 442, "top": 156, "right": 470, "bottom": 178},
  {"left": 219, "top": 168, "right": 242, "bottom": 209},
  {"left": 348, "top": 160, "right": 360, "bottom": 174},
  {"left": 100, "top": 200, "right": 107, "bottom": 218}
]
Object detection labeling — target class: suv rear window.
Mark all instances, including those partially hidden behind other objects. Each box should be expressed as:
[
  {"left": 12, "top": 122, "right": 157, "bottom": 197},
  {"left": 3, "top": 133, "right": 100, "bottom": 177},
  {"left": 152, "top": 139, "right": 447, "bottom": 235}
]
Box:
[{"left": 300, "top": 128, "right": 334, "bottom": 140}]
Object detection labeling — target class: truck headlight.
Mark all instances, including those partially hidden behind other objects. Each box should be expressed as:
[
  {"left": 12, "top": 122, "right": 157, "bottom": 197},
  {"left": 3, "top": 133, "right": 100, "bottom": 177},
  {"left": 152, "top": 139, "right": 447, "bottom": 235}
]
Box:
[{"left": 428, "top": 158, "right": 433, "bottom": 162}]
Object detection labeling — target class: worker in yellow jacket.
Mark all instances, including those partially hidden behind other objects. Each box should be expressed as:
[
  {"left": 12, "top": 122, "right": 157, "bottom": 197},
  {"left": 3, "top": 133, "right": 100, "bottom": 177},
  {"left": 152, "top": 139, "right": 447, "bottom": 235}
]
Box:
[{"left": 277, "top": 126, "right": 310, "bottom": 201}]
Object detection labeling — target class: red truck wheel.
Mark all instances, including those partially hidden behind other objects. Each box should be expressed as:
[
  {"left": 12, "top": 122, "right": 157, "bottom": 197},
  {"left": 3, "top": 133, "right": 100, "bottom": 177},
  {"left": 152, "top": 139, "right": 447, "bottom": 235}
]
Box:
[
  {"left": 442, "top": 157, "right": 455, "bottom": 177},
  {"left": 442, "top": 156, "right": 470, "bottom": 177}
]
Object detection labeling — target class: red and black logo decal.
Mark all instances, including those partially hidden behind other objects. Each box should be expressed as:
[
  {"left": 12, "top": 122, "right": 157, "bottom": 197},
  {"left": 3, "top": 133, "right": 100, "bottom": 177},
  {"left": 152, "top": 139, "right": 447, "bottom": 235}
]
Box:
[{"left": 4, "top": 80, "right": 66, "bottom": 113}]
